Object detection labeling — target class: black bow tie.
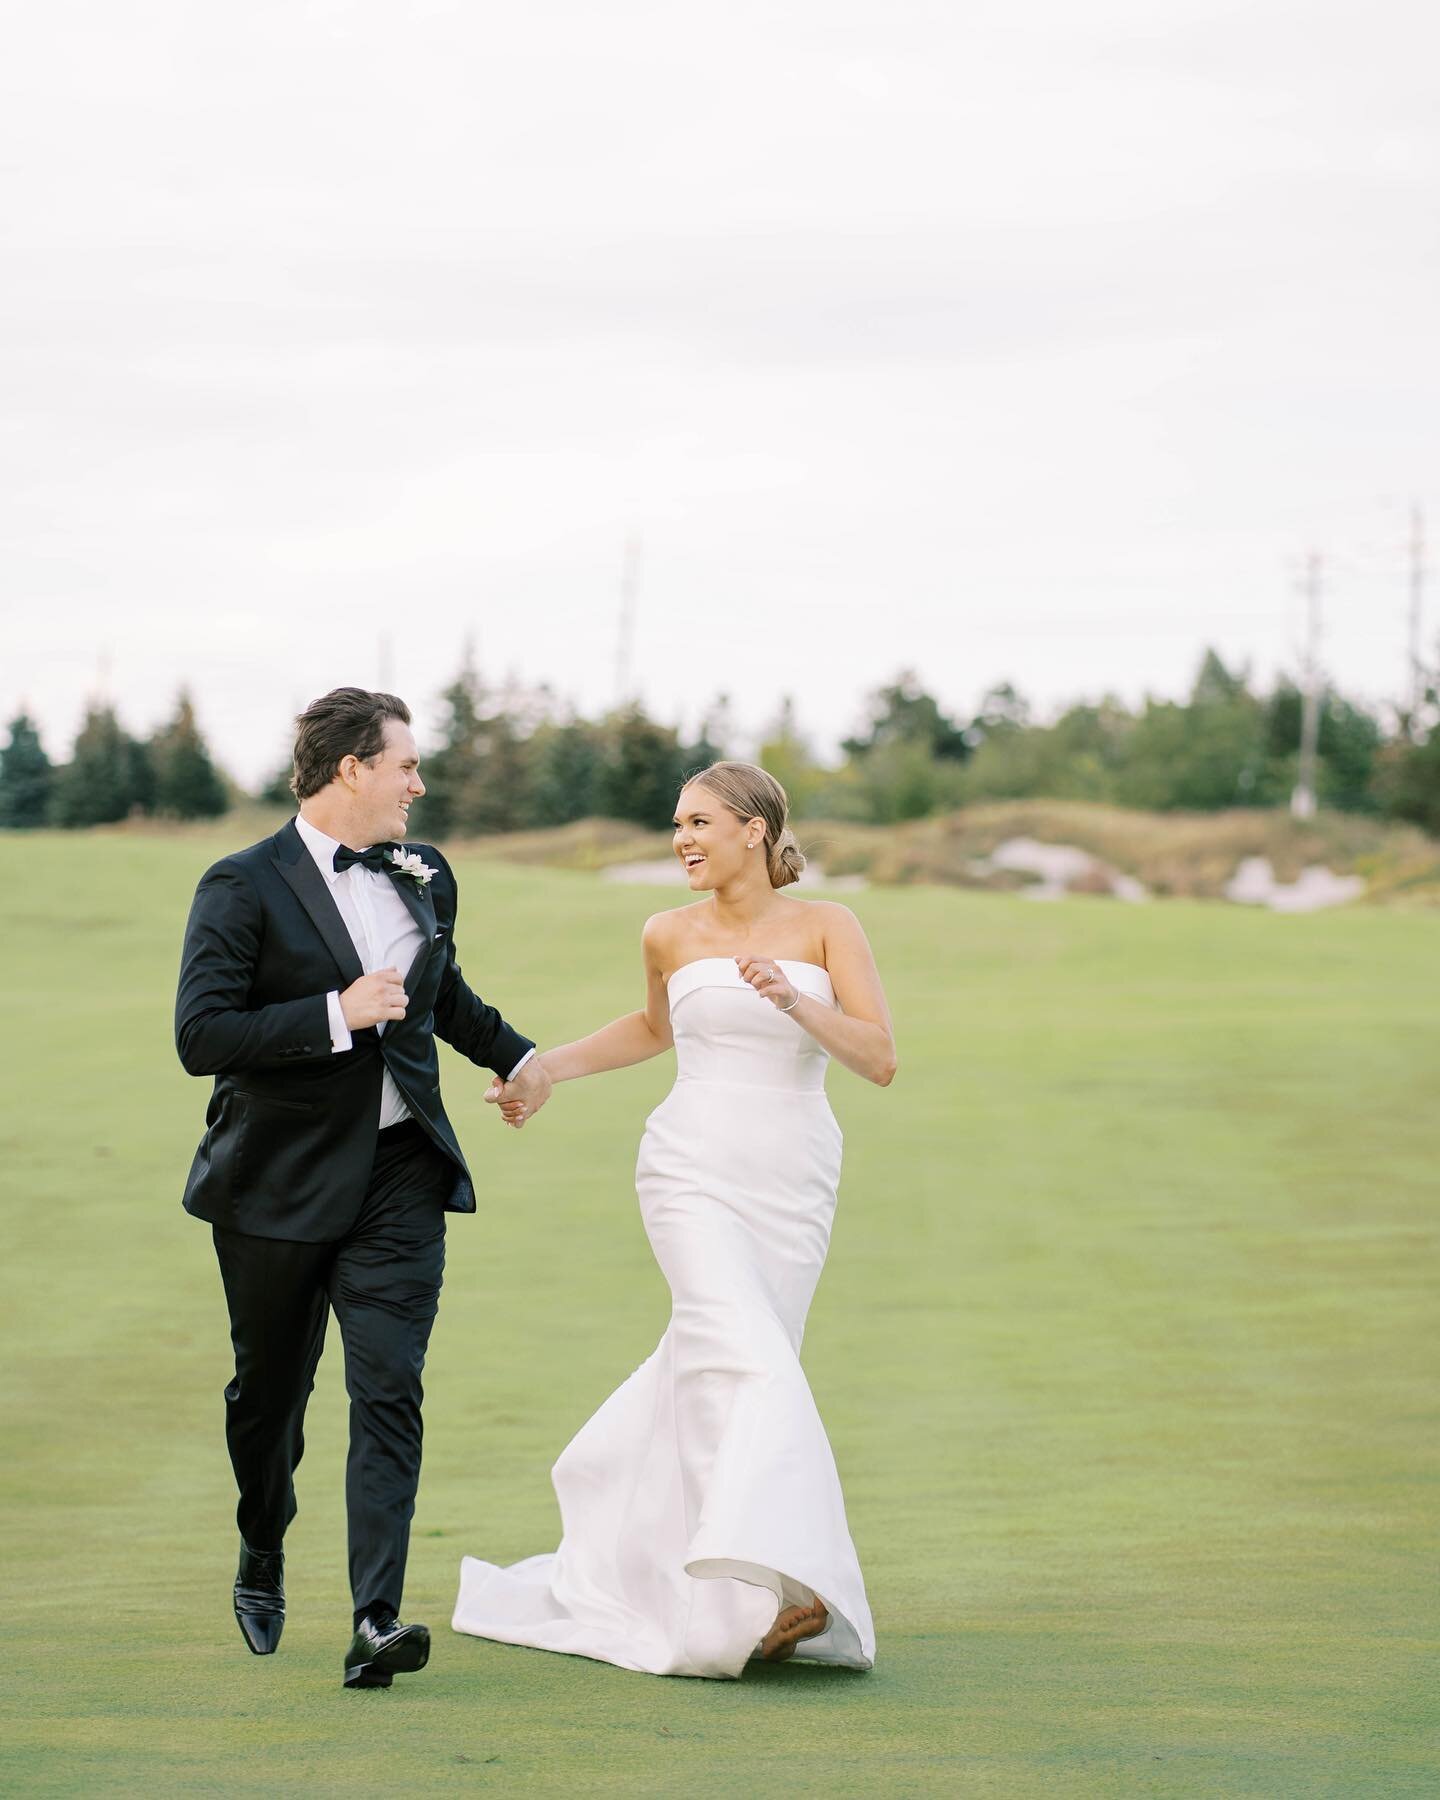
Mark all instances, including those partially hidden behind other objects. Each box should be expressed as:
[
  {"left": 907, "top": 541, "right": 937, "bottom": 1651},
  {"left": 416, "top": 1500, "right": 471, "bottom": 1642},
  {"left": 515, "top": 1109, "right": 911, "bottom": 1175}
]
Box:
[{"left": 333, "top": 844, "right": 394, "bottom": 876}]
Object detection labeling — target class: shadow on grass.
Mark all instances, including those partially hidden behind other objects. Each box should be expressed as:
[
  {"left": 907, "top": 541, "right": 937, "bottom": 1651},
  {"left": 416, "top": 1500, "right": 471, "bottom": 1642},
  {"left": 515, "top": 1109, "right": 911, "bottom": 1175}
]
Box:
[{"left": 737, "top": 1661, "right": 874, "bottom": 1689}]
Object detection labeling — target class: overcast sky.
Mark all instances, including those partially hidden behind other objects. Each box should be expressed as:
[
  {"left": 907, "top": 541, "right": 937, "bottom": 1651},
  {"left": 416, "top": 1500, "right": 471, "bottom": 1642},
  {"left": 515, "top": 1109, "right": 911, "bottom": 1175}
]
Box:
[{"left": 4, "top": 0, "right": 1438, "bottom": 784}]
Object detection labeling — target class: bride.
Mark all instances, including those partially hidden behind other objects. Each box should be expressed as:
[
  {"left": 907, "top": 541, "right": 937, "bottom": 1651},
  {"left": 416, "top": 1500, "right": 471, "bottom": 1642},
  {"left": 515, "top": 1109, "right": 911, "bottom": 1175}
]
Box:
[{"left": 453, "top": 761, "right": 897, "bottom": 1679}]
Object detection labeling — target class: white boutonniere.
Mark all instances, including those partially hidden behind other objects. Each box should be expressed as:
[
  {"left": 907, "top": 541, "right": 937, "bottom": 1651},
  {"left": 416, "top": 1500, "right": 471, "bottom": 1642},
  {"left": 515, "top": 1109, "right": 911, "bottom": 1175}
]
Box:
[{"left": 389, "top": 848, "right": 438, "bottom": 889}]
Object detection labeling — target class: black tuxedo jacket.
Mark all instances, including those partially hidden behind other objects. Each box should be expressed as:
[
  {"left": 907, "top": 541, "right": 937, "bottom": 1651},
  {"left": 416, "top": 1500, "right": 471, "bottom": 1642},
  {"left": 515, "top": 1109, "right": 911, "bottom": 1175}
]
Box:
[{"left": 175, "top": 818, "right": 533, "bottom": 1242}]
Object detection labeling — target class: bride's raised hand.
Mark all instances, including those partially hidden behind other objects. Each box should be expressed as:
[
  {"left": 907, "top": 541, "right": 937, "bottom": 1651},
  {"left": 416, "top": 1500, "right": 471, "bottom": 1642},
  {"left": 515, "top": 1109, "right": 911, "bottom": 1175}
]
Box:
[{"left": 735, "top": 956, "right": 799, "bottom": 1012}]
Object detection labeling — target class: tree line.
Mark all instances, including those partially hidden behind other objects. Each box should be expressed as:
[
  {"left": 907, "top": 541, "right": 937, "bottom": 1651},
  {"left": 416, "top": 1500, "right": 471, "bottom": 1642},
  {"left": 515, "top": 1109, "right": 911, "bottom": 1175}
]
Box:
[
  {"left": 3, "top": 651, "right": 1438, "bottom": 834},
  {"left": 0, "top": 692, "right": 229, "bottom": 828}
]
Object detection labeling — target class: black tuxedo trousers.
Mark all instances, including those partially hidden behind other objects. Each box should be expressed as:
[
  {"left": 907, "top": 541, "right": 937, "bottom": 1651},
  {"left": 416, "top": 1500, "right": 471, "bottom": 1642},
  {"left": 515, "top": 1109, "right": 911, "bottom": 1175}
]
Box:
[{"left": 213, "top": 1120, "right": 451, "bottom": 1623}]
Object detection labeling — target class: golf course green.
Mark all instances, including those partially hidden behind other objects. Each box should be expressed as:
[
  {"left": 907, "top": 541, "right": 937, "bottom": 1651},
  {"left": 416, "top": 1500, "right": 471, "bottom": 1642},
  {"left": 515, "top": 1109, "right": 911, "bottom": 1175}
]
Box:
[{"left": 2, "top": 825, "right": 1436, "bottom": 1795}]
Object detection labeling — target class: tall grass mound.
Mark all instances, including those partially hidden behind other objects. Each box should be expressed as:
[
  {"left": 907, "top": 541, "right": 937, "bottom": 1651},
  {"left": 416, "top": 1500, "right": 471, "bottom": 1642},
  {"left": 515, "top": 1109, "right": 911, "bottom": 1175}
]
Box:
[
  {"left": 44, "top": 800, "right": 1440, "bottom": 902},
  {"left": 465, "top": 803, "right": 1440, "bottom": 904},
  {"left": 797, "top": 801, "right": 1440, "bottom": 900}
]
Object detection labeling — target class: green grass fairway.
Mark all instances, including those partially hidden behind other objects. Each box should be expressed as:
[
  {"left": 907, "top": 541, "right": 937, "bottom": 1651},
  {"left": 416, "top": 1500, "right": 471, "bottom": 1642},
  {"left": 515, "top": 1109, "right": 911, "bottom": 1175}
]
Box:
[{"left": 3, "top": 829, "right": 1437, "bottom": 1795}]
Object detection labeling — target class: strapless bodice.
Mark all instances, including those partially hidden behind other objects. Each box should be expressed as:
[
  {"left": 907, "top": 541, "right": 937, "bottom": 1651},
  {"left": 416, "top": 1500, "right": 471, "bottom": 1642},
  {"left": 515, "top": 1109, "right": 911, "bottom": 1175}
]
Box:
[{"left": 666, "top": 958, "right": 837, "bottom": 1094}]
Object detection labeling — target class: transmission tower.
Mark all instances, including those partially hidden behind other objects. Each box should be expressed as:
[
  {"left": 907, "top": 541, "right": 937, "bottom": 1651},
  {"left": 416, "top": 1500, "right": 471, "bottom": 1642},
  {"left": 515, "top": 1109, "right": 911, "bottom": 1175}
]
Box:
[
  {"left": 1408, "top": 501, "right": 1426, "bottom": 728},
  {"left": 1290, "top": 551, "right": 1322, "bottom": 820},
  {"left": 614, "top": 532, "right": 642, "bottom": 708}
]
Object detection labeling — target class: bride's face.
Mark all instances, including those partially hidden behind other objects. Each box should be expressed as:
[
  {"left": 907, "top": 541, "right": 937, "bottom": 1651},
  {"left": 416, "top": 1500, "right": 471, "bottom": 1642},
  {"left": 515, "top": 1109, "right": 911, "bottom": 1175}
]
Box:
[{"left": 672, "top": 784, "right": 761, "bottom": 891}]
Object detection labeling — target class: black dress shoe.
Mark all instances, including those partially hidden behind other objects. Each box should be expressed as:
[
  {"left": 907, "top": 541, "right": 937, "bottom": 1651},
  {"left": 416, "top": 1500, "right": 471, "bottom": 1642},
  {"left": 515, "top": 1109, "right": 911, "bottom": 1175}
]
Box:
[
  {"left": 343, "top": 1610, "right": 431, "bottom": 1690},
  {"left": 233, "top": 1542, "right": 285, "bottom": 1655}
]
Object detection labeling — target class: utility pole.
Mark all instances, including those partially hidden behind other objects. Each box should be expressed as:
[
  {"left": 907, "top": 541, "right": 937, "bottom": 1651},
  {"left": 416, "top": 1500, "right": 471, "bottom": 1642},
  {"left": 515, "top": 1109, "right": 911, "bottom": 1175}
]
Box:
[
  {"left": 1408, "top": 501, "right": 1425, "bottom": 730},
  {"left": 1290, "top": 551, "right": 1322, "bottom": 820},
  {"left": 614, "top": 532, "right": 642, "bottom": 708}
]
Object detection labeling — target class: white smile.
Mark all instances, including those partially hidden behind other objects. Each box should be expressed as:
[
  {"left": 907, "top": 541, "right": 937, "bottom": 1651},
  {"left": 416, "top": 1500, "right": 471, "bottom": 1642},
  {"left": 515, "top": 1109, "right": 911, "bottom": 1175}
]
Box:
[{"left": 684, "top": 854, "right": 705, "bottom": 870}]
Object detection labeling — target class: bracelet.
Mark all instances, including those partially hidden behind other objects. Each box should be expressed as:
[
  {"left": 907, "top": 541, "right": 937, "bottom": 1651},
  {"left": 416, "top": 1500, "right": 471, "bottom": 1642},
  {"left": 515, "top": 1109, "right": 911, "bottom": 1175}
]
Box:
[{"left": 778, "top": 992, "right": 802, "bottom": 1013}]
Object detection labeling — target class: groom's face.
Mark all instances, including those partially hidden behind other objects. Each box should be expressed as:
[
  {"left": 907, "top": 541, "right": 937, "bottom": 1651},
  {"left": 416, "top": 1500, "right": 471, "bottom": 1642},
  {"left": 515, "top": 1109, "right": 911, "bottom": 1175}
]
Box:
[{"left": 357, "top": 719, "right": 425, "bottom": 843}]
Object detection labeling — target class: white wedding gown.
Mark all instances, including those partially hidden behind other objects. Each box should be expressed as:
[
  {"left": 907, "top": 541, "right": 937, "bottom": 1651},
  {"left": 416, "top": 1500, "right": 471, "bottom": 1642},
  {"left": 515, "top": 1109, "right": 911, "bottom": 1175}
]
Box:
[{"left": 452, "top": 957, "right": 875, "bottom": 1678}]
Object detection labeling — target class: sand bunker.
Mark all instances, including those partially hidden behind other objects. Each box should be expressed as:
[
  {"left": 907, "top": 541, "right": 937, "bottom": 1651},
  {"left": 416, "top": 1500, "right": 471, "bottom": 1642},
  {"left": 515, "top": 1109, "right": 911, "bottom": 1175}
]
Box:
[
  {"left": 977, "top": 837, "right": 1149, "bottom": 903},
  {"left": 1223, "top": 856, "right": 1365, "bottom": 913}
]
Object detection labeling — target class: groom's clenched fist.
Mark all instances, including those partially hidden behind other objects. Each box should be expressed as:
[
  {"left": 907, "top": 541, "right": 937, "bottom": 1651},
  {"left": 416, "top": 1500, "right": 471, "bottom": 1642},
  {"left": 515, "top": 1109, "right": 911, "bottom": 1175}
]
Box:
[{"left": 340, "top": 967, "right": 409, "bottom": 1029}]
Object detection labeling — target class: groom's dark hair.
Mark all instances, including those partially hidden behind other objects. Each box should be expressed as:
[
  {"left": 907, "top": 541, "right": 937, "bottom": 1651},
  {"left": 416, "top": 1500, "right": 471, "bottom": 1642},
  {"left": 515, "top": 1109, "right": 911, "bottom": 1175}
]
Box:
[{"left": 290, "top": 687, "right": 412, "bottom": 800}]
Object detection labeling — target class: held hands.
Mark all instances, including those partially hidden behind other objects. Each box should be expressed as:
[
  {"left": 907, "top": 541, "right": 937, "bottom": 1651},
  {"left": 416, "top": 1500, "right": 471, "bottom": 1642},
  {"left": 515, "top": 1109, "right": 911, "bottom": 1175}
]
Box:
[
  {"left": 484, "top": 1056, "right": 554, "bottom": 1131},
  {"left": 340, "top": 967, "right": 408, "bottom": 1029},
  {"left": 736, "top": 957, "right": 799, "bottom": 1011}
]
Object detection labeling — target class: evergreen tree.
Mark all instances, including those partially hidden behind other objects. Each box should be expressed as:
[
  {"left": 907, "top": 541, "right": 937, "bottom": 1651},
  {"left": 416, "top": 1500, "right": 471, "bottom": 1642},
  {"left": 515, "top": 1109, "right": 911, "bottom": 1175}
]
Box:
[
  {"left": 843, "top": 670, "right": 970, "bottom": 762},
  {"left": 0, "top": 713, "right": 54, "bottom": 828},
  {"left": 50, "top": 703, "right": 149, "bottom": 827},
  {"left": 596, "top": 705, "right": 689, "bottom": 826},
  {"left": 1373, "top": 686, "right": 1440, "bottom": 834},
  {"left": 684, "top": 694, "right": 734, "bottom": 774},
  {"left": 258, "top": 763, "right": 296, "bottom": 806},
  {"left": 961, "top": 698, "right": 1131, "bottom": 804},
  {"left": 972, "top": 682, "right": 1031, "bottom": 738},
  {"left": 421, "top": 664, "right": 529, "bottom": 836},
  {"left": 850, "top": 739, "right": 966, "bottom": 822},
  {"left": 1115, "top": 649, "right": 1265, "bottom": 810},
  {"left": 1044, "top": 698, "right": 1132, "bottom": 794},
  {"left": 1261, "top": 681, "right": 1381, "bottom": 813},
  {"left": 756, "top": 695, "right": 824, "bottom": 814},
  {"left": 418, "top": 667, "right": 482, "bottom": 838},
  {"left": 525, "top": 717, "right": 604, "bottom": 826},
  {"left": 1190, "top": 647, "right": 1249, "bottom": 707},
  {"left": 150, "top": 692, "right": 229, "bottom": 819},
  {"left": 126, "top": 734, "right": 157, "bottom": 817},
  {"left": 832, "top": 671, "right": 972, "bottom": 822}
]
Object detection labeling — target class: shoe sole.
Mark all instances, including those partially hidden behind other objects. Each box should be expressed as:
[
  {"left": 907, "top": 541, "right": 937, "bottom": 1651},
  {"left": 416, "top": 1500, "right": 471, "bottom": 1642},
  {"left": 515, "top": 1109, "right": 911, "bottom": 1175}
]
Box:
[
  {"left": 343, "top": 1664, "right": 394, "bottom": 1689},
  {"left": 343, "top": 1626, "right": 430, "bottom": 1690}
]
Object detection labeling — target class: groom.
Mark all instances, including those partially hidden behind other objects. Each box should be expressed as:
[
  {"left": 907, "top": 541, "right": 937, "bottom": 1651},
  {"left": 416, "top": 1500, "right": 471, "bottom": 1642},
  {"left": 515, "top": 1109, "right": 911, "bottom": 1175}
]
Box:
[{"left": 175, "top": 686, "right": 551, "bottom": 1689}]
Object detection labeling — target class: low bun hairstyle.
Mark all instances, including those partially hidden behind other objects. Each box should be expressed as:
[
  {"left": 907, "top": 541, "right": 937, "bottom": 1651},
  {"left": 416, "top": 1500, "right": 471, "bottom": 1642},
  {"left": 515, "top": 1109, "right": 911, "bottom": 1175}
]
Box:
[{"left": 686, "top": 761, "right": 807, "bottom": 889}]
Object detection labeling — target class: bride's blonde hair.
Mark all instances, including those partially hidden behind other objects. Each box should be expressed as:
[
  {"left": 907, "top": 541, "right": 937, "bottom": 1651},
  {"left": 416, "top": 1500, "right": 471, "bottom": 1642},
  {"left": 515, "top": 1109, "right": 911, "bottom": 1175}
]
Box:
[{"left": 686, "top": 762, "right": 806, "bottom": 889}]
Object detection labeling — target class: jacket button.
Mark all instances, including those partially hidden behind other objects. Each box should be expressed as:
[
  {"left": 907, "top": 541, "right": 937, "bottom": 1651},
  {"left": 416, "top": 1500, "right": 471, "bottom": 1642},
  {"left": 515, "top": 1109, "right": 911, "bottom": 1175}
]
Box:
[{"left": 301, "top": 1044, "right": 312, "bottom": 1053}]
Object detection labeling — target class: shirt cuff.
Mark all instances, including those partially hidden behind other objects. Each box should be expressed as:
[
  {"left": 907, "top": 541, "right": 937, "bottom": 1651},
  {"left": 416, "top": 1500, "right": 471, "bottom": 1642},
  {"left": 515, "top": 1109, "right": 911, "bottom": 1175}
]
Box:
[
  {"left": 326, "top": 990, "right": 353, "bottom": 1054},
  {"left": 507, "top": 1046, "right": 536, "bottom": 1082}
]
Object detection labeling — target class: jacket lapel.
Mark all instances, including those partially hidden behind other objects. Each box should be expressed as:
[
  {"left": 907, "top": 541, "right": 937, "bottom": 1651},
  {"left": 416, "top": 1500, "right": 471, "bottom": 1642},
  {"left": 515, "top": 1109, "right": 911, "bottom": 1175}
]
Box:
[
  {"left": 272, "top": 819, "right": 366, "bottom": 989},
  {"left": 387, "top": 862, "right": 439, "bottom": 987}
]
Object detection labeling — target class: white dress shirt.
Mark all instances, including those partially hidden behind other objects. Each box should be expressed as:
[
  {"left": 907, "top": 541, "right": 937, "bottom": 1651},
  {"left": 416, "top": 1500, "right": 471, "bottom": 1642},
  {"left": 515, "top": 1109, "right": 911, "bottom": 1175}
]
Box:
[{"left": 294, "top": 813, "right": 533, "bottom": 1130}]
